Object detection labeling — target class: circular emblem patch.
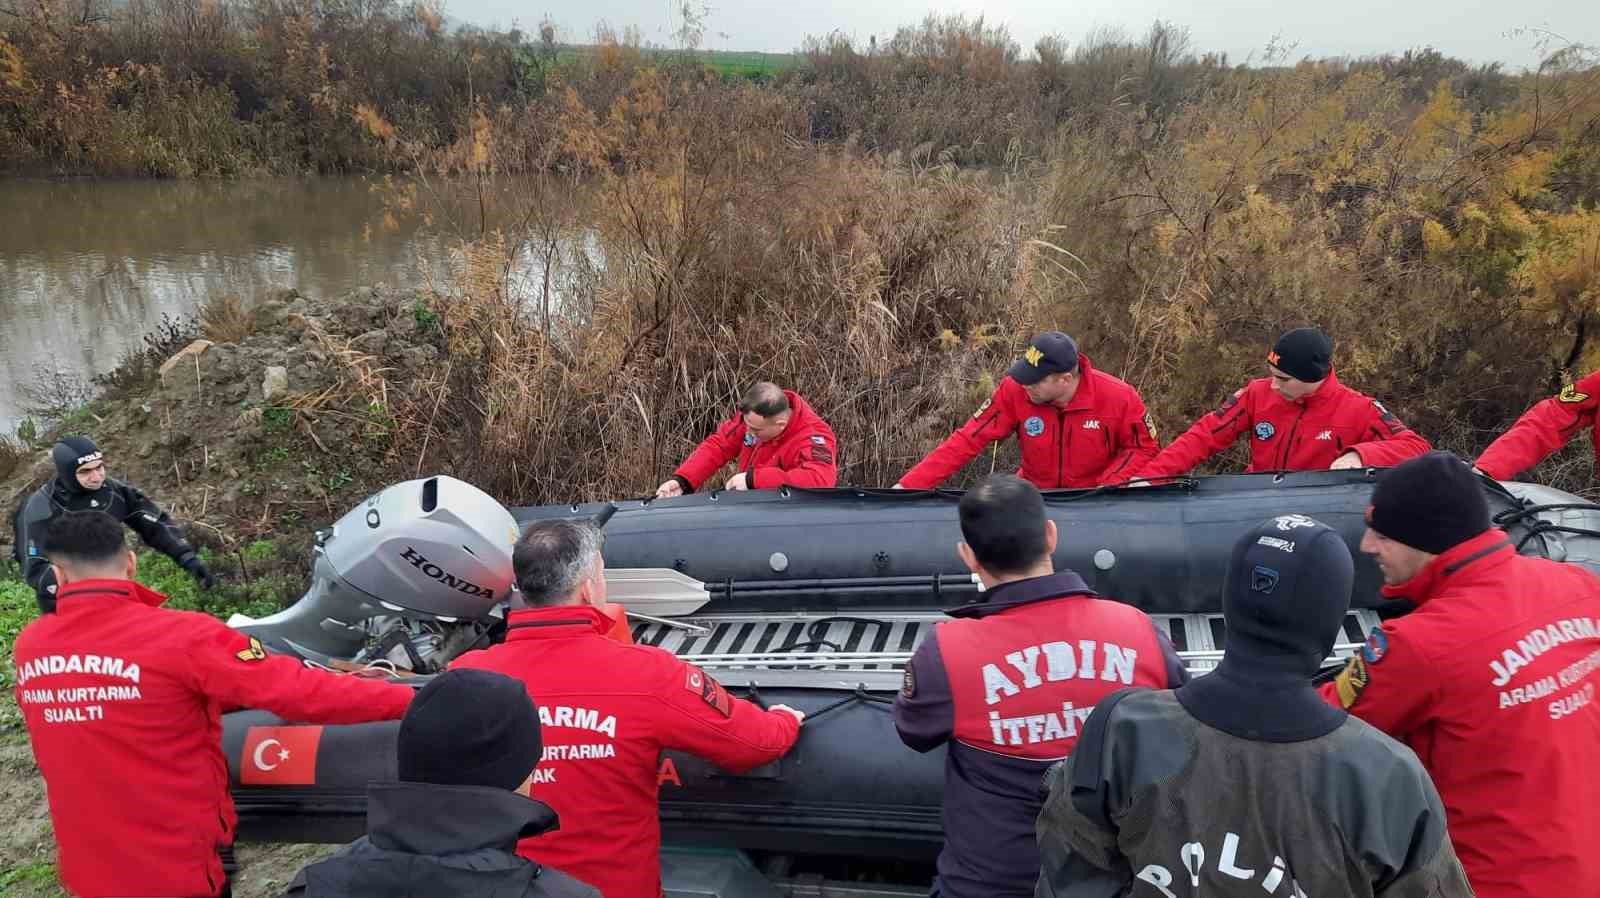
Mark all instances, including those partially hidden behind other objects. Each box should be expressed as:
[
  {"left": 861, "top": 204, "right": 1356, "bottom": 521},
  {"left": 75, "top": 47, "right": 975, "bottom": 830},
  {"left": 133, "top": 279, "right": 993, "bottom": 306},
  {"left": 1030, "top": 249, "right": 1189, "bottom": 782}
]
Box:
[
  {"left": 1254, "top": 421, "right": 1276, "bottom": 441},
  {"left": 1361, "top": 630, "right": 1389, "bottom": 664},
  {"left": 1024, "top": 416, "right": 1046, "bottom": 437},
  {"left": 743, "top": 432, "right": 757, "bottom": 447}
]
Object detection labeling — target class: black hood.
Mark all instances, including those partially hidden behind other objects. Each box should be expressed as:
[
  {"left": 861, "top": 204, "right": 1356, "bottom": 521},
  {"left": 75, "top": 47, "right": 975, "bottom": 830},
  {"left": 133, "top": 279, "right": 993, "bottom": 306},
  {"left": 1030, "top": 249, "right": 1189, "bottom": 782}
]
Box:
[
  {"left": 51, "top": 436, "right": 101, "bottom": 495},
  {"left": 366, "top": 781, "right": 560, "bottom": 855},
  {"left": 1177, "top": 514, "right": 1353, "bottom": 742},
  {"left": 294, "top": 781, "right": 578, "bottom": 897}
]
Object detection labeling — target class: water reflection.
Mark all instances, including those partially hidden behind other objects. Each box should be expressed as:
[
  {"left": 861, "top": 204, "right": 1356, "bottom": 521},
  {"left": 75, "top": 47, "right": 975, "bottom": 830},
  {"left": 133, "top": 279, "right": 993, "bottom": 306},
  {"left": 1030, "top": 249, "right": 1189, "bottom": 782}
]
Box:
[{"left": 0, "top": 176, "right": 585, "bottom": 431}]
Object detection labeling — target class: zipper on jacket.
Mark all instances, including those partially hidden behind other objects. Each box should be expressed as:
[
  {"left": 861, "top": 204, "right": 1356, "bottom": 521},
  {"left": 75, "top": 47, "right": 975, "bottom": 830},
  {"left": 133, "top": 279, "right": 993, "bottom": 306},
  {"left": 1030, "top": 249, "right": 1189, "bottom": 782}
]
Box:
[
  {"left": 1056, "top": 408, "right": 1068, "bottom": 486},
  {"left": 1278, "top": 406, "right": 1308, "bottom": 469}
]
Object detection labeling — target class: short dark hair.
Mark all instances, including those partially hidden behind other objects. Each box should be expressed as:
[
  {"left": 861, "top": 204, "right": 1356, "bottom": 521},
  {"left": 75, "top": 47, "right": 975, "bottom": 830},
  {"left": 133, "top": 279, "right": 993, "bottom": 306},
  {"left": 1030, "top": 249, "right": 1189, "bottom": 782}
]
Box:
[
  {"left": 737, "top": 382, "right": 790, "bottom": 418},
  {"left": 41, "top": 511, "right": 126, "bottom": 565},
  {"left": 513, "top": 519, "right": 604, "bottom": 606},
  {"left": 959, "top": 474, "right": 1049, "bottom": 575}
]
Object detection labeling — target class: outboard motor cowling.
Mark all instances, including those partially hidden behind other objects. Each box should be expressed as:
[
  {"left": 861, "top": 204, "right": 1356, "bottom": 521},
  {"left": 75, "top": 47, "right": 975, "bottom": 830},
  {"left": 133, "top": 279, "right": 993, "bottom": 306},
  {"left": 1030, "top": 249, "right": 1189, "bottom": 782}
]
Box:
[
  {"left": 326, "top": 475, "right": 519, "bottom": 618},
  {"left": 229, "top": 476, "right": 519, "bottom": 670}
]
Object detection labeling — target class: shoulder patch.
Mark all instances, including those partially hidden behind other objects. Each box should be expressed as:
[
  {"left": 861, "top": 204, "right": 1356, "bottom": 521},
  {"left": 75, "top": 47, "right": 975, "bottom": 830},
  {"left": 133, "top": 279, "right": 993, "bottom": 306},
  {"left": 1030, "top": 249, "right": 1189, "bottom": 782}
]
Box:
[
  {"left": 1559, "top": 383, "right": 1591, "bottom": 404},
  {"left": 1372, "top": 399, "right": 1405, "bottom": 433},
  {"left": 1361, "top": 630, "right": 1389, "bottom": 665},
  {"left": 1023, "top": 416, "right": 1046, "bottom": 437},
  {"left": 1143, "top": 412, "right": 1157, "bottom": 441},
  {"left": 685, "top": 664, "right": 733, "bottom": 718},
  {"left": 742, "top": 431, "right": 757, "bottom": 447},
  {"left": 901, "top": 664, "right": 916, "bottom": 698},
  {"left": 811, "top": 434, "right": 826, "bottom": 444},
  {"left": 971, "top": 396, "right": 993, "bottom": 419},
  {"left": 236, "top": 636, "right": 267, "bottom": 663},
  {"left": 1254, "top": 421, "right": 1276, "bottom": 441},
  {"left": 1333, "top": 656, "right": 1369, "bottom": 709}
]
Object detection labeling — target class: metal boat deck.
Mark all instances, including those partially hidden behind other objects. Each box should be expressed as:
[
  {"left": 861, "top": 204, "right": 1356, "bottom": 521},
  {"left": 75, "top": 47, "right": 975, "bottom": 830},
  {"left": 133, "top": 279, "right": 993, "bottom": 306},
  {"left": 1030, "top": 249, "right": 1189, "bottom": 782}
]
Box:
[{"left": 630, "top": 608, "right": 1383, "bottom": 677}]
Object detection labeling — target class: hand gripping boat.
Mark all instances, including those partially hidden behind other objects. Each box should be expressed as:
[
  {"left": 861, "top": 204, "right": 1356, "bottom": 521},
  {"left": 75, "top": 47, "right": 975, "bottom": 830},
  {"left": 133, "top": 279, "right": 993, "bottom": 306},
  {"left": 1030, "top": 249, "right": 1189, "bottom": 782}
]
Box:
[{"left": 220, "top": 471, "right": 1600, "bottom": 895}]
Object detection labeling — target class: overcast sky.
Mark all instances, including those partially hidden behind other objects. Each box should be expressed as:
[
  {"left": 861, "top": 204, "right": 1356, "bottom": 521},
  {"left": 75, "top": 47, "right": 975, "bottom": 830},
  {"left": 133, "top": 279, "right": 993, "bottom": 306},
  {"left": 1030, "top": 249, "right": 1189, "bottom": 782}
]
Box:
[{"left": 447, "top": 0, "right": 1594, "bottom": 71}]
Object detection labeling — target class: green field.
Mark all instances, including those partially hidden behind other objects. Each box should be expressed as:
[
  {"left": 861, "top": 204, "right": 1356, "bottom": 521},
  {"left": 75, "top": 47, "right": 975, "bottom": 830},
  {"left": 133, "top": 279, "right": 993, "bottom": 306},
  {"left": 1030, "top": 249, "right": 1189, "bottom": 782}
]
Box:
[{"left": 552, "top": 46, "right": 800, "bottom": 80}]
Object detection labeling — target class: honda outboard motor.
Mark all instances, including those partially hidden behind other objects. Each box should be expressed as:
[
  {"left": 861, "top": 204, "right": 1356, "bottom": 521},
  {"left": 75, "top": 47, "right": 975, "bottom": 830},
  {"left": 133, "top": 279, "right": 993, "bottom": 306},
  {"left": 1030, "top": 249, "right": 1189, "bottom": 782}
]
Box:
[{"left": 229, "top": 475, "right": 519, "bottom": 671}]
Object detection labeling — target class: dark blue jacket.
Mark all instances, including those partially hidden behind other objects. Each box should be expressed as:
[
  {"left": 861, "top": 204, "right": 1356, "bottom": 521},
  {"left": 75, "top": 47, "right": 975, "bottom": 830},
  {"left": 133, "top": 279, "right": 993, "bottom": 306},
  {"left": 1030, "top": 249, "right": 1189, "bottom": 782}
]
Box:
[{"left": 893, "top": 571, "right": 1188, "bottom": 898}]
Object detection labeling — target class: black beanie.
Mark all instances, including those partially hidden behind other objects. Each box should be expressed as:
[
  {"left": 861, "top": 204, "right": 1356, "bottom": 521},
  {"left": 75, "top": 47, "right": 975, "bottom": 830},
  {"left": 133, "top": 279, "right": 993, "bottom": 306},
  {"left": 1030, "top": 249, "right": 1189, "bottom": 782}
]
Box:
[
  {"left": 52, "top": 436, "right": 103, "bottom": 494},
  {"left": 1221, "top": 514, "right": 1354, "bottom": 676},
  {"left": 398, "top": 669, "right": 542, "bottom": 791},
  {"left": 1367, "top": 450, "right": 1491, "bottom": 555},
  {"left": 1268, "top": 327, "right": 1333, "bottom": 383}
]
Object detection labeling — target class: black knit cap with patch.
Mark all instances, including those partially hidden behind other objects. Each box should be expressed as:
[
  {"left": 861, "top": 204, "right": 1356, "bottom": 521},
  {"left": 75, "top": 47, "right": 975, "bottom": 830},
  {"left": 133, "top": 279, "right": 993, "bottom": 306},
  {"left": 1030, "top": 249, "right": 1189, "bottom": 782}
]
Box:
[{"left": 1268, "top": 327, "right": 1333, "bottom": 383}]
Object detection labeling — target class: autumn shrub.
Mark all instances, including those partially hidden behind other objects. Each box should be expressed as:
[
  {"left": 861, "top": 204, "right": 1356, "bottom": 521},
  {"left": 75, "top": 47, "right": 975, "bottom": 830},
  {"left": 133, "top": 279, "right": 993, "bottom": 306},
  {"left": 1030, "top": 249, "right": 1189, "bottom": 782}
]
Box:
[
  {"left": 1018, "top": 52, "right": 1600, "bottom": 491},
  {"left": 385, "top": 71, "right": 1037, "bottom": 502},
  {"left": 5, "top": 1, "right": 1599, "bottom": 500}
]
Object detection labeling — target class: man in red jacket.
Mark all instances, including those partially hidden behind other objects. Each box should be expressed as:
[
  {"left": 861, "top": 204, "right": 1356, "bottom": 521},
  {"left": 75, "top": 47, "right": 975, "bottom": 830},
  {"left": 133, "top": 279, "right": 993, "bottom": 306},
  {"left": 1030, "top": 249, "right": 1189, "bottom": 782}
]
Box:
[
  {"left": 1134, "top": 327, "right": 1431, "bottom": 480},
  {"left": 1475, "top": 370, "right": 1600, "bottom": 480},
  {"left": 655, "top": 382, "right": 837, "bottom": 497},
  {"left": 895, "top": 332, "right": 1158, "bottom": 490},
  {"left": 1320, "top": 451, "right": 1600, "bottom": 898},
  {"left": 893, "top": 474, "right": 1187, "bottom": 898},
  {"left": 451, "top": 518, "right": 805, "bottom": 898},
  {"left": 12, "top": 511, "right": 415, "bottom": 898}
]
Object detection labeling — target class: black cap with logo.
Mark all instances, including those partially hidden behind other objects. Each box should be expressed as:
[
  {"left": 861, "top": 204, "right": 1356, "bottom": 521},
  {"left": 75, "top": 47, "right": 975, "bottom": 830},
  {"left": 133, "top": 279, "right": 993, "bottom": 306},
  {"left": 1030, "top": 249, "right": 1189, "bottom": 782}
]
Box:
[{"left": 1007, "top": 331, "right": 1080, "bottom": 386}]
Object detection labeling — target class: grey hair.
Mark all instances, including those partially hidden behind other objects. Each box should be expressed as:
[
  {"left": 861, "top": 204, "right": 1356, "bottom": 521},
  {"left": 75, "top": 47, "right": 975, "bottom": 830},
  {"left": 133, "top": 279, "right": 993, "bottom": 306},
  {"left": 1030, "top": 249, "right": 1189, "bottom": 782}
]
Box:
[{"left": 512, "top": 519, "right": 605, "bottom": 606}]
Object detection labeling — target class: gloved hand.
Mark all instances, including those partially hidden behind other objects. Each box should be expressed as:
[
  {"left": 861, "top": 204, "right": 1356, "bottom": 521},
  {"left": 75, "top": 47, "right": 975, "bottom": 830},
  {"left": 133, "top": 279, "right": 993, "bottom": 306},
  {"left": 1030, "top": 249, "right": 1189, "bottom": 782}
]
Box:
[{"left": 183, "top": 557, "right": 218, "bottom": 590}]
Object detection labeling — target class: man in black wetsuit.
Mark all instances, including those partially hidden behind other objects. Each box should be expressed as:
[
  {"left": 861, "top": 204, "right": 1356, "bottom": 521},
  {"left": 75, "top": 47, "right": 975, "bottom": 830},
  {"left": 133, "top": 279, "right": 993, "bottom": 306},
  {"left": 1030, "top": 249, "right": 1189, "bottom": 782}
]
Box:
[
  {"left": 12, "top": 435, "right": 214, "bottom": 611},
  {"left": 1034, "top": 514, "right": 1472, "bottom": 897}
]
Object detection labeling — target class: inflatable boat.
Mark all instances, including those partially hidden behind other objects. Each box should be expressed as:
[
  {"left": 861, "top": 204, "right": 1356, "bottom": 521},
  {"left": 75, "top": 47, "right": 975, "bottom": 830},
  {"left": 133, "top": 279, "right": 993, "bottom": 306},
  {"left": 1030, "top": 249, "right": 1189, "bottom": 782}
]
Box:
[{"left": 220, "top": 471, "right": 1600, "bottom": 894}]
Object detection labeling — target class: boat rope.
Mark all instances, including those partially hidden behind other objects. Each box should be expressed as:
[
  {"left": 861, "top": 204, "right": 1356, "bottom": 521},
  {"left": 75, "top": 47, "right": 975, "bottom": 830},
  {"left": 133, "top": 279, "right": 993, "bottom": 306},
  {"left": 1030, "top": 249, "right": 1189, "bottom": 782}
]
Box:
[
  {"left": 740, "top": 682, "right": 894, "bottom": 726},
  {"left": 1492, "top": 502, "right": 1600, "bottom": 551}
]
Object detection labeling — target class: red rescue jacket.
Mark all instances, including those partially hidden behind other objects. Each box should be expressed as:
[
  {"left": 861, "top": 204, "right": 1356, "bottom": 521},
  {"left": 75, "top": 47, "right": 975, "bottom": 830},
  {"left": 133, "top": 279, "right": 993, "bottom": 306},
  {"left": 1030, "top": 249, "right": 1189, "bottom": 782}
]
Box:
[
  {"left": 1318, "top": 532, "right": 1600, "bottom": 898},
  {"left": 450, "top": 604, "right": 800, "bottom": 898},
  {"left": 1475, "top": 370, "right": 1600, "bottom": 480},
  {"left": 672, "top": 390, "right": 837, "bottom": 492},
  {"left": 892, "top": 572, "right": 1186, "bottom": 898},
  {"left": 1135, "top": 371, "right": 1431, "bottom": 479},
  {"left": 12, "top": 579, "right": 414, "bottom": 898},
  {"left": 897, "top": 357, "right": 1158, "bottom": 490}
]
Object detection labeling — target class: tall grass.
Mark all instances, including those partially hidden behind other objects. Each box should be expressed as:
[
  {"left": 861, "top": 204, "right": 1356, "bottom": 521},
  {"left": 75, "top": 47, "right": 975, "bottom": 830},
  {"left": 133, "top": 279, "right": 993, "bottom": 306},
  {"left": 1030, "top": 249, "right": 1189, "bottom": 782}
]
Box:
[
  {"left": 363, "top": 32, "right": 1600, "bottom": 502},
  {"left": 5, "top": 7, "right": 1599, "bottom": 499}
]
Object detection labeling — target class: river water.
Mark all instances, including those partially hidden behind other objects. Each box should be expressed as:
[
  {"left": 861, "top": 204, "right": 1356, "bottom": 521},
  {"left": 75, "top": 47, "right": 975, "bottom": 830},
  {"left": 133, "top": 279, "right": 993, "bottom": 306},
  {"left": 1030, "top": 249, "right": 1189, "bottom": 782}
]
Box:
[{"left": 0, "top": 176, "right": 577, "bottom": 432}]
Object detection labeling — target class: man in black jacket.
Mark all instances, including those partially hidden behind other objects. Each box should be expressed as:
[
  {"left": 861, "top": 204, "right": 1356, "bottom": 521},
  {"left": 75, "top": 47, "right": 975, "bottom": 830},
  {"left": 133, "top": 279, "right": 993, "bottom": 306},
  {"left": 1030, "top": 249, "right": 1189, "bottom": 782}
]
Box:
[
  {"left": 285, "top": 668, "right": 598, "bottom": 898},
  {"left": 12, "top": 435, "right": 213, "bottom": 611},
  {"left": 1035, "top": 515, "right": 1473, "bottom": 898}
]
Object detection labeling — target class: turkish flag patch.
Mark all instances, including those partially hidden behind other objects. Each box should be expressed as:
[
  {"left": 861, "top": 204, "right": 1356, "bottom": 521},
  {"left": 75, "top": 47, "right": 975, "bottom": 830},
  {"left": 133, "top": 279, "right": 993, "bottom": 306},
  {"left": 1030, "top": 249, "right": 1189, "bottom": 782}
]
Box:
[
  {"left": 240, "top": 725, "right": 323, "bottom": 785},
  {"left": 684, "top": 665, "right": 733, "bottom": 718}
]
